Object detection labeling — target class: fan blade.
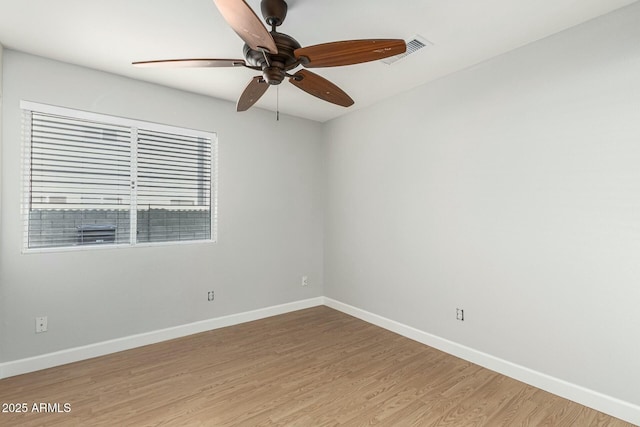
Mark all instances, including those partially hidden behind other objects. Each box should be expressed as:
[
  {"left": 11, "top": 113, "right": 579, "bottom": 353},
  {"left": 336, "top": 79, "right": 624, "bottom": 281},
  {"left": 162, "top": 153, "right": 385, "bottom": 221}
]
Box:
[
  {"left": 289, "top": 70, "right": 354, "bottom": 107},
  {"left": 133, "top": 58, "right": 246, "bottom": 68},
  {"left": 213, "top": 0, "right": 277, "bottom": 54},
  {"left": 295, "top": 39, "right": 406, "bottom": 68},
  {"left": 237, "top": 76, "right": 270, "bottom": 111}
]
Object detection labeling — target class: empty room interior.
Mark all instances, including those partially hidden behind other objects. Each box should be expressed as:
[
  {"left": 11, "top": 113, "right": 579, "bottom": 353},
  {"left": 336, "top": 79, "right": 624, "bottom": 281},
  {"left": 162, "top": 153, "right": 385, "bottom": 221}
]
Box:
[{"left": 1, "top": 0, "right": 639, "bottom": 425}]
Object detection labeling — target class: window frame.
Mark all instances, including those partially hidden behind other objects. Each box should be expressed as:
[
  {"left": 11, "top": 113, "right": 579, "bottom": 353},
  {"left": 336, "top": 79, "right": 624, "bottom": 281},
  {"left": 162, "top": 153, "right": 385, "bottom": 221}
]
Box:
[{"left": 21, "top": 100, "right": 218, "bottom": 253}]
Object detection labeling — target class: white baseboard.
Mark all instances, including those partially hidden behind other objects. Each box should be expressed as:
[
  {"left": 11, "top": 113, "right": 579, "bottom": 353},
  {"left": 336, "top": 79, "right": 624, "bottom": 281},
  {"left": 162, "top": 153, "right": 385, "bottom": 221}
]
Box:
[
  {"left": 323, "top": 297, "right": 640, "bottom": 426},
  {"left": 2, "top": 296, "right": 638, "bottom": 425},
  {"left": 0, "top": 297, "right": 324, "bottom": 380}
]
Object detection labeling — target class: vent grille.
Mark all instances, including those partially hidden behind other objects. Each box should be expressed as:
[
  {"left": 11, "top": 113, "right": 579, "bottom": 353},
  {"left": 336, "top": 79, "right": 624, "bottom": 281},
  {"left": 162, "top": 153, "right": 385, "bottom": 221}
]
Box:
[{"left": 383, "top": 35, "right": 432, "bottom": 65}]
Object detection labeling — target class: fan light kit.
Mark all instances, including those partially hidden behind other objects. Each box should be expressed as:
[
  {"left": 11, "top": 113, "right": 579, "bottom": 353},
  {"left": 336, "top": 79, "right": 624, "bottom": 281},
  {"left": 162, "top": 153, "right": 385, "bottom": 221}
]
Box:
[{"left": 133, "top": 0, "right": 407, "bottom": 112}]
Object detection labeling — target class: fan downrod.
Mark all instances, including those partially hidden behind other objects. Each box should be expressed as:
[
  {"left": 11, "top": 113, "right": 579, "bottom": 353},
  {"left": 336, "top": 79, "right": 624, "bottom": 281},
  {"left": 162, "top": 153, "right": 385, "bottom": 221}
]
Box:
[{"left": 261, "top": 0, "right": 288, "bottom": 28}]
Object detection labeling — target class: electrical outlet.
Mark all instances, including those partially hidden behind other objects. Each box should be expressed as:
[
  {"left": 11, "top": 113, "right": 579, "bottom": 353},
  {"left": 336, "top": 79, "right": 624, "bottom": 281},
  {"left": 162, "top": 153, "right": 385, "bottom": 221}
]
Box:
[
  {"left": 301, "top": 276, "right": 308, "bottom": 287},
  {"left": 36, "top": 316, "right": 48, "bottom": 333},
  {"left": 456, "top": 308, "right": 464, "bottom": 321},
  {"left": 207, "top": 291, "right": 215, "bottom": 301}
]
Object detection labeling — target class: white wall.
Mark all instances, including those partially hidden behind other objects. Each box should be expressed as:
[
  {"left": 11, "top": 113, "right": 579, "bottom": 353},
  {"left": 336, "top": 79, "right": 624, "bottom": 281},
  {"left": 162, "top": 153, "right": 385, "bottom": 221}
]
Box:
[
  {"left": 323, "top": 2, "right": 640, "bottom": 408},
  {"left": 0, "top": 50, "right": 324, "bottom": 362}
]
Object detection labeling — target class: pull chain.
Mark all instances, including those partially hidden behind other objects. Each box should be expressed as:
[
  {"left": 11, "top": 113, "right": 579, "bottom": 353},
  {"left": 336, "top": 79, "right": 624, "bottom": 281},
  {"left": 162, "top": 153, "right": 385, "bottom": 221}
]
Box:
[{"left": 277, "top": 85, "right": 280, "bottom": 121}]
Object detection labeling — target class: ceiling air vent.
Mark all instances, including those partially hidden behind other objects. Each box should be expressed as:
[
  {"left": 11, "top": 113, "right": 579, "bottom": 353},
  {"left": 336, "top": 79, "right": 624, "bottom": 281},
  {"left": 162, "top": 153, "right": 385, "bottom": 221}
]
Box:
[{"left": 382, "top": 35, "right": 432, "bottom": 65}]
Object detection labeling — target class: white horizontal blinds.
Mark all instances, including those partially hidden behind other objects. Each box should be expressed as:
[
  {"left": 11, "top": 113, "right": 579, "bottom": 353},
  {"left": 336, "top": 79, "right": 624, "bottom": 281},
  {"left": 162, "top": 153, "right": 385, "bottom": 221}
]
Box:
[
  {"left": 22, "top": 101, "right": 216, "bottom": 251},
  {"left": 26, "top": 111, "right": 131, "bottom": 248},
  {"left": 136, "top": 128, "right": 212, "bottom": 243}
]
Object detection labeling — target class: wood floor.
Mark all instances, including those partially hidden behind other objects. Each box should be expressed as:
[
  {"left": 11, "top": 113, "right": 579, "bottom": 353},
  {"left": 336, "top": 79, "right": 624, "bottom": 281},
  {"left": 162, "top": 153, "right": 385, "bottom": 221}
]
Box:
[{"left": 0, "top": 306, "right": 633, "bottom": 426}]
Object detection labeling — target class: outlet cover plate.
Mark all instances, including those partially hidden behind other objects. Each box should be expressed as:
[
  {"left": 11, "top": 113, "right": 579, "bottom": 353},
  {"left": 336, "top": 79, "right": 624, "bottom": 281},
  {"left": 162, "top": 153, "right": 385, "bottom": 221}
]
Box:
[{"left": 36, "top": 316, "right": 48, "bottom": 333}]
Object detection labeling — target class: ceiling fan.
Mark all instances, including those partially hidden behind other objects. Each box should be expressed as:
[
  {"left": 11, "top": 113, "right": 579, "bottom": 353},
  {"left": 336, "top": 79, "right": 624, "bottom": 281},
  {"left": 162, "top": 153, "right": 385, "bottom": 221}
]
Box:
[{"left": 133, "top": 0, "right": 407, "bottom": 112}]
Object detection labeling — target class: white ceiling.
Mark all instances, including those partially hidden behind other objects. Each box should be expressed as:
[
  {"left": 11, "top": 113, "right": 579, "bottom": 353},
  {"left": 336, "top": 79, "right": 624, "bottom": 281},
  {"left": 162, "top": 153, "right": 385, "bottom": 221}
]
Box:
[{"left": 0, "top": 0, "right": 637, "bottom": 122}]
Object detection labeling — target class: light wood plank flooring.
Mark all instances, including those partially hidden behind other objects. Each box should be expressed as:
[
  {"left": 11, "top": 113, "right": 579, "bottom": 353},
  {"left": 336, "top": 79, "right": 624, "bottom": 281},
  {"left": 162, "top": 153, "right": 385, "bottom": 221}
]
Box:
[{"left": 0, "top": 306, "right": 633, "bottom": 426}]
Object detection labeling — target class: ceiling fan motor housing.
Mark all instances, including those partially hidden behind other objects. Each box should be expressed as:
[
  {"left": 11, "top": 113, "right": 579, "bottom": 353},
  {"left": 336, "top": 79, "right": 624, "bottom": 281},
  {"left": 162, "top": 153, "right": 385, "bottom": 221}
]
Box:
[
  {"left": 261, "top": 0, "right": 288, "bottom": 27},
  {"left": 243, "top": 31, "right": 301, "bottom": 85}
]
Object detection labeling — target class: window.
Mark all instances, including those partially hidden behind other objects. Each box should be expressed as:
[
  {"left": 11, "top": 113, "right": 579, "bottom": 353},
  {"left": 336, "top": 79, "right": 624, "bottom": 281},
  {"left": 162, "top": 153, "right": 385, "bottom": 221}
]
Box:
[{"left": 21, "top": 101, "right": 217, "bottom": 251}]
